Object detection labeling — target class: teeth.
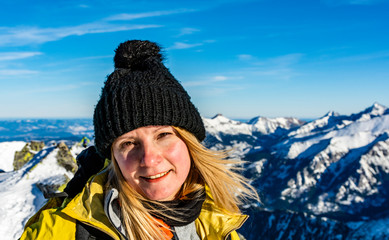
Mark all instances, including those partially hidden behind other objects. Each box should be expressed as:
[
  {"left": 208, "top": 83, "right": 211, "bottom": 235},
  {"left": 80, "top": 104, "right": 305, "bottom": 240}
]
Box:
[{"left": 146, "top": 170, "right": 170, "bottom": 179}]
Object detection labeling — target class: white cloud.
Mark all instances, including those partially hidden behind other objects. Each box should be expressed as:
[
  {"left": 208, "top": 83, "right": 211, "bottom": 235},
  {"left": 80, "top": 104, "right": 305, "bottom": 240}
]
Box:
[
  {"left": 105, "top": 9, "right": 196, "bottom": 21},
  {"left": 184, "top": 75, "right": 243, "bottom": 87},
  {"left": 212, "top": 76, "right": 228, "bottom": 81},
  {"left": 238, "top": 54, "right": 254, "bottom": 61},
  {"left": 73, "top": 55, "right": 112, "bottom": 61},
  {"left": 168, "top": 42, "right": 203, "bottom": 50},
  {"left": 0, "top": 23, "right": 161, "bottom": 46},
  {"left": 250, "top": 68, "right": 299, "bottom": 80},
  {"left": 0, "top": 8, "right": 197, "bottom": 47},
  {"left": 203, "top": 40, "right": 216, "bottom": 44},
  {"left": 269, "top": 53, "right": 304, "bottom": 67},
  {"left": 238, "top": 53, "right": 304, "bottom": 67},
  {"left": 177, "top": 28, "right": 200, "bottom": 37},
  {"left": 0, "top": 52, "right": 42, "bottom": 61},
  {"left": 198, "top": 85, "right": 245, "bottom": 96},
  {"left": 78, "top": 4, "right": 90, "bottom": 8},
  {"left": 0, "top": 69, "right": 39, "bottom": 76},
  {"left": 234, "top": 53, "right": 305, "bottom": 81}
]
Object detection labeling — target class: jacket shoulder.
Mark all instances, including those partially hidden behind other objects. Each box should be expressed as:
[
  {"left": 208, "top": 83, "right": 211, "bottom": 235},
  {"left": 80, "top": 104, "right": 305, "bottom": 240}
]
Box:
[
  {"left": 20, "top": 208, "right": 77, "bottom": 240},
  {"left": 20, "top": 170, "right": 115, "bottom": 240},
  {"left": 195, "top": 191, "right": 247, "bottom": 240},
  {"left": 23, "top": 196, "right": 66, "bottom": 229}
]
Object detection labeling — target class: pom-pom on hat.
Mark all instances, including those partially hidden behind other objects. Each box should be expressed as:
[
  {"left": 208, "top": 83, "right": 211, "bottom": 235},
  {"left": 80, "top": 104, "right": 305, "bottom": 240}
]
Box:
[{"left": 93, "top": 40, "right": 206, "bottom": 158}]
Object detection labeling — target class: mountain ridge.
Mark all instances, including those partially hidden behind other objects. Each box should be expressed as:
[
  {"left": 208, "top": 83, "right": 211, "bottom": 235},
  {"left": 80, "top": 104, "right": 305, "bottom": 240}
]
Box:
[{"left": 203, "top": 103, "right": 389, "bottom": 239}]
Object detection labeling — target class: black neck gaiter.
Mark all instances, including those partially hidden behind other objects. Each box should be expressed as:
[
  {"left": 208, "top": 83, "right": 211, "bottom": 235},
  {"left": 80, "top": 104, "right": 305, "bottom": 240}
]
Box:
[{"left": 144, "top": 189, "right": 206, "bottom": 227}]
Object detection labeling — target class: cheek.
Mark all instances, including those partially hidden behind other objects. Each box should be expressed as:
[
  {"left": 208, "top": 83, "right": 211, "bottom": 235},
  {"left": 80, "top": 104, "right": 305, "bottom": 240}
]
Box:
[
  {"left": 170, "top": 141, "right": 191, "bottom": 175},
  {"left": 114, "top": 151, "right": 138, "bottom": 180}
]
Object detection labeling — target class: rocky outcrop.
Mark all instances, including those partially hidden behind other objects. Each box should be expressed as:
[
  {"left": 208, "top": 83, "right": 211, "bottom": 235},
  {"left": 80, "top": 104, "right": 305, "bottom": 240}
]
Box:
[
  {"left": 13, "top": 141, "right": 45, "bottom": 170},
  {"left": 56, "top": 142, "right": 77, "bottom": 173}
]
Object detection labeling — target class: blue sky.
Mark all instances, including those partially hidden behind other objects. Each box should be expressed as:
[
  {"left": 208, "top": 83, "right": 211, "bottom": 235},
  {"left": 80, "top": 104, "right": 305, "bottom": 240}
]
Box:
[{"left": 0, "top": 0, "right": 388, "bottom": 119}]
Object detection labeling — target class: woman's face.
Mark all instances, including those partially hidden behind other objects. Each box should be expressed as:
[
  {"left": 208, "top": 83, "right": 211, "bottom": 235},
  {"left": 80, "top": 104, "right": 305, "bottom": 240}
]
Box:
[{"left": 112, "top": 126, "right": 191, "bottom": 201}]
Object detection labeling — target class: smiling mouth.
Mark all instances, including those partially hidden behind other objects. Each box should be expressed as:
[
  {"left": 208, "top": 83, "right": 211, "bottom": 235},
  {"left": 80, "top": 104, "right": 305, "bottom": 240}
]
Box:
[{"left": 143, "top": 170, "right": 172, "bottom": 180}]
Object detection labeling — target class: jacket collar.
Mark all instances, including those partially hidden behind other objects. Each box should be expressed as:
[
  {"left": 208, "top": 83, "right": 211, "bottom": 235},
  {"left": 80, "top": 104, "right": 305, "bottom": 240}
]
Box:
[
  {"left": 196, "top": 186, "right": 248, "bottom": 240},
  {"left": 61, "top": 169, "right": 122, "bottom": 240},
  {"left": 104, "top": 188, "right": 127, "bottom": 238},
  {"left": 61, "top": 169, "right": 247, "bottom": 240}
]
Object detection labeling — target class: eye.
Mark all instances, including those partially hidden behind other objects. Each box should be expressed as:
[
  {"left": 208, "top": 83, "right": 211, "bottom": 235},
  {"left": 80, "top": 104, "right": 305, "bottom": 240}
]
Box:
[
  {"left": 121, "top": 140, "right": 135, "bottom": 149},
  {"left": 157, "top": 132, "right": 173, "bottom": 139}
]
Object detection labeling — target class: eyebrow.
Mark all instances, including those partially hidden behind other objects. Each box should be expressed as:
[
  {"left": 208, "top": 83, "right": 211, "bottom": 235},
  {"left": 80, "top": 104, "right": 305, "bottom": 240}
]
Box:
[
  {"left": 115, "top": 126, "right": 171, "bottom": 141},
  {"left": 153, "top": 125, "right": 171, "bottom": 131}
]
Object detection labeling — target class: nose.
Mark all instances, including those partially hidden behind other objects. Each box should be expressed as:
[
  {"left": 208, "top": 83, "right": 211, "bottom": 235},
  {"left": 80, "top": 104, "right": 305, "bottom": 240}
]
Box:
[{"left": 140, "top": 142, "right": 162, "bottom": 167}]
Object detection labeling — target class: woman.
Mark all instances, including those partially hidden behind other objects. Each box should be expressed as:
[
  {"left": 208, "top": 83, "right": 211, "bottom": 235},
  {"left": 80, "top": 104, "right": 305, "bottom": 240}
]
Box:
[{"left": 21, "top": 40, "right": 258, "bottom": 240}]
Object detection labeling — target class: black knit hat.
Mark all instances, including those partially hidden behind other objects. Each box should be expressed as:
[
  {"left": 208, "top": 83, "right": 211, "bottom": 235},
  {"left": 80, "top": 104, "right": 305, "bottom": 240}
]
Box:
[{"left": 93, "top": 40, "right": 205, "bottom": 158}]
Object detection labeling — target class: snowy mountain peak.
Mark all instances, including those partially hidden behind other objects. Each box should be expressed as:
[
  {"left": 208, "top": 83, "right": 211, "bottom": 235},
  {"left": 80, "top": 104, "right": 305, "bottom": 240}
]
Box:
[
  {"left": 249, "top": 116, "right": 304, "bottom": 135},
  {"left": 313, "top": 110, "right": 341, "bottom": 126},
  {"left": 210, "top": 114, "right": 237, "bottom": 123},
  {"left": 324, "top": 110, "right": 340, "bottom": 118},
  {"left": 351, "top": 102, "right": 388, "bottom": 122},
  {"left": 364, "top": 102, "right": 387, "bottom": 116},
  {"left": 287, "top": 111, "right": 341, "bottom": 138},
  {"left": 203, "top": 115, "right": 251, "bottom": 141},
  {"left": 204, "top": 114, "right": 305, "bottom": 141},
  {"left": 247, "top": 116, "right": 261, "bottom": 124},
  {"left": 212, "top": 113, "right": 224, "bottom": 119}
]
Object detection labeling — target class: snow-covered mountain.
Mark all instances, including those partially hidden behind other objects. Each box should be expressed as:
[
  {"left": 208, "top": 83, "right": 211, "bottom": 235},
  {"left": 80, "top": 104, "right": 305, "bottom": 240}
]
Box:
[
  {"left": 203, "top": 103, "right": 389, "bottom": 239},
  {"left": 250, "top": 103, "right": 389, "bottom": 219},
  {"left": 203, "top": 114, "right": 304, "bottom": 159},
  {"left": 0, "top": 103, "right": 388, "bottom": 239},
  {"left": 0, "top": 141, "right": 85, "bottom": 239}
]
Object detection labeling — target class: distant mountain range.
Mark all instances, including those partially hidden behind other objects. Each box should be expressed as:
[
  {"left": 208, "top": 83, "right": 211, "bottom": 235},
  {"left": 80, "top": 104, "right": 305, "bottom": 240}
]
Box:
[
  {"left": 203, "top": 103, "right": 389, "bottom": 239},
  {"left": 0, "top": 119, "right": 93, "bottom": 142},
  {"left": 0, "top": 103, "right": 388, "bottom": 239}
]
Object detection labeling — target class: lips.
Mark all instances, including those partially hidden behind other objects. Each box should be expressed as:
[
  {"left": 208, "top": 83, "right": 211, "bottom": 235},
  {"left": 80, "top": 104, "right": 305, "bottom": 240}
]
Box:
[{"left": 141, "top": 170, "right": 172, "bottom": 181}]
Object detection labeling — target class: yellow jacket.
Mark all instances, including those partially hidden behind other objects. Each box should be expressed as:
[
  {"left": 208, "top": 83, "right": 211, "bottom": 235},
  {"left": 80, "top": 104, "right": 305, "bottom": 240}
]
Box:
[{"left": 20, "top": 170, "right": 247, "bottom": 240}]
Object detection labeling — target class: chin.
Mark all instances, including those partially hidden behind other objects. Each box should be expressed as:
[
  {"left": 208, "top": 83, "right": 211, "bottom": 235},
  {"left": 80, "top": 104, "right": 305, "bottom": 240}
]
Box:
[{"left": 144, "top": 191, "right": 176, "bottom": 201}]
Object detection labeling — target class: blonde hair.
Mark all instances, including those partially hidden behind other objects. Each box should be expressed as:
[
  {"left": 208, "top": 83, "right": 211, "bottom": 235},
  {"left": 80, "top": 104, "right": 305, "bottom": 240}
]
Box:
[{"left": 106, "top": 126, "right": 259, "bottom": 239}]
